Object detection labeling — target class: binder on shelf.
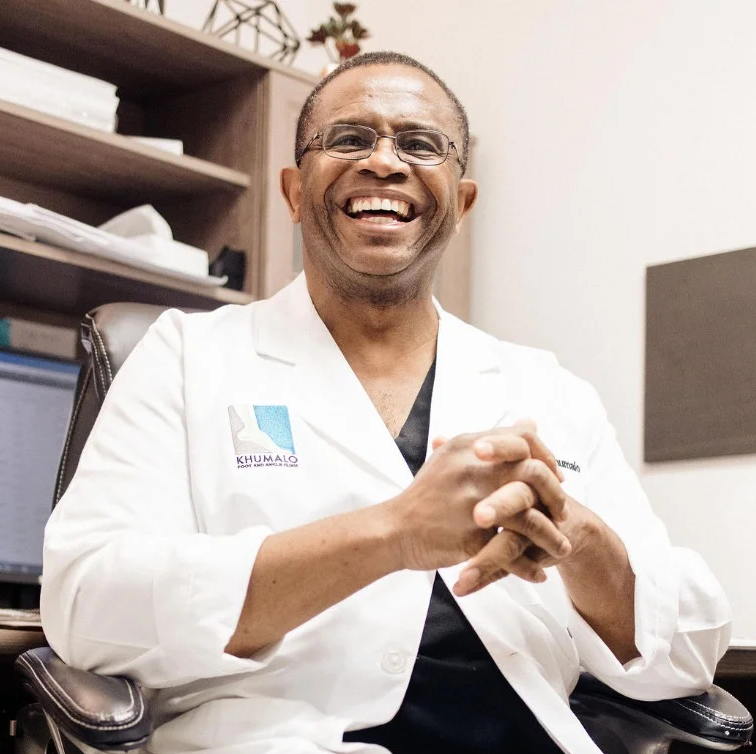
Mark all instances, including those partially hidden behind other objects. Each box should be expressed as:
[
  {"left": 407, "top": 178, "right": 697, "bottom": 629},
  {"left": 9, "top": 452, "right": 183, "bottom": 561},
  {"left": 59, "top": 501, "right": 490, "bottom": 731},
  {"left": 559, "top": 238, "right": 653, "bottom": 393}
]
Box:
[{"left": 0, "top": 318, "right": 78, "bottom": 360}]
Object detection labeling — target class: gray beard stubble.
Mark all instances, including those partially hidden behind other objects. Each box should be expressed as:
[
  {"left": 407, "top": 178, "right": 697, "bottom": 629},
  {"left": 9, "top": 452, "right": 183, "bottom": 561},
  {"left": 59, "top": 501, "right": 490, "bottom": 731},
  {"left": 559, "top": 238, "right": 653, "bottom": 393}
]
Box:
[{"left": 304, "top": 204, "right": 457, "bottom": 308}]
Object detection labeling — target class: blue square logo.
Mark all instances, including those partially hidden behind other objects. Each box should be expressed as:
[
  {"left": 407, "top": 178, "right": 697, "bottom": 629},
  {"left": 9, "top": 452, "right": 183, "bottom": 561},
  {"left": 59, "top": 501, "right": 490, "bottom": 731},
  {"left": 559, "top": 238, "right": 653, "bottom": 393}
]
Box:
[
  {"left": 228, "top": 404, "right": 296, "bottom": 456},
  {"left": 252, "top": 405, "right": 295, "bottom": 454}
]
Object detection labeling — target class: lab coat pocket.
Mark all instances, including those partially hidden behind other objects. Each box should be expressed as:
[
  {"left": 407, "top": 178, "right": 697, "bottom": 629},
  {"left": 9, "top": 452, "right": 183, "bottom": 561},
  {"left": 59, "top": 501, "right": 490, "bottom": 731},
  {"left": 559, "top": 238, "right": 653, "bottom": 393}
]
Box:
[{"left": 504, "top": 575, "right": 580, "bottom": 681}]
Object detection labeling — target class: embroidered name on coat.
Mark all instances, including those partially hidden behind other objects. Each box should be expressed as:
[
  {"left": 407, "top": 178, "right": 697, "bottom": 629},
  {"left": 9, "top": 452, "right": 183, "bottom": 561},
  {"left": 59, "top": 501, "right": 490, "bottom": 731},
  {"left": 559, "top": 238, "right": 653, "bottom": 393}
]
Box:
[{"left": 556, "top": 459, "right": 581, "bottom": 474}]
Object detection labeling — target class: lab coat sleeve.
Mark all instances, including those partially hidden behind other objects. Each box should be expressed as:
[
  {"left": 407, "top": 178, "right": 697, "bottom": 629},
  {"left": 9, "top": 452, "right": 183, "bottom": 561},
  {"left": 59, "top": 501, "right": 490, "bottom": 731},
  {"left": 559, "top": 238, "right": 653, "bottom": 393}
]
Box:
[
  {"left": 561, "top": 373, "right": 731, "bottom": 700},
  {"left": 41, "top": 310, "right": 276, "bottom": 688}
]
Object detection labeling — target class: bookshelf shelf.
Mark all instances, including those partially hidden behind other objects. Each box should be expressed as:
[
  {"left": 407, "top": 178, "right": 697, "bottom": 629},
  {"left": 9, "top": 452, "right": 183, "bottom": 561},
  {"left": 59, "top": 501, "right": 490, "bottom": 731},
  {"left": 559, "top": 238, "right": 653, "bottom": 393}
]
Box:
[
  {"left": 0, "top": 0, "right": 313, "bottom": 98},
  {"left": 0, "top": 233, "right": 253, "bottom": 314},
  {"left": 0, "top": 100, "right": 250, "bottom": 202}
]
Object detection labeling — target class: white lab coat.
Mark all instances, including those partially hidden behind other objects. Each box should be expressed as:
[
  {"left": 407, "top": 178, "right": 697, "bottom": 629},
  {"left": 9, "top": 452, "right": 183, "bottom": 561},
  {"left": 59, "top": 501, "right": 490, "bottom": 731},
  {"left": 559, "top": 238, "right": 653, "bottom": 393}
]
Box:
[{"left": 42, "top": 274, "right": 731, "bottom": 754}]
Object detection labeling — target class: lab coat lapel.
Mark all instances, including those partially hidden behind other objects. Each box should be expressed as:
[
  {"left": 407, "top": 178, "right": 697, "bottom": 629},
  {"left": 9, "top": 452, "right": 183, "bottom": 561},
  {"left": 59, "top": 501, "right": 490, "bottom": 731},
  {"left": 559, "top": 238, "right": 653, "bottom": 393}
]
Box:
[
  {"left": 255, "top": 275, "right": 412, "bottom": 490},
  {"left": 429, "top": 306, "right": 517, "bottom": 447}
]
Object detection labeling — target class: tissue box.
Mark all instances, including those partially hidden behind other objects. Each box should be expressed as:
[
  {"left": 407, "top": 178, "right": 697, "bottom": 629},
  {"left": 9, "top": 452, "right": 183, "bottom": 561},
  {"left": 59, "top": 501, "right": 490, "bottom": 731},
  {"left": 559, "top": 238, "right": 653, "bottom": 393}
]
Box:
[
  {"left": 132, "top": 235, "right": 209, "bottom": 277},
  {"left": 99, "top": 205, "right": 209, "bottom": 278}
]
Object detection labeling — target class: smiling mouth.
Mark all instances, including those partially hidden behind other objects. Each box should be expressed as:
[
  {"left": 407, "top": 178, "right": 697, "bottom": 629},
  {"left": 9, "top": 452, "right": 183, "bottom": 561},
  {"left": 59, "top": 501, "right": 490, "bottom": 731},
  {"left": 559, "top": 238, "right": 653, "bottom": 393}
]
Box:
[{"left": 343, "top": 196, "right": 415, "bottom": 224}]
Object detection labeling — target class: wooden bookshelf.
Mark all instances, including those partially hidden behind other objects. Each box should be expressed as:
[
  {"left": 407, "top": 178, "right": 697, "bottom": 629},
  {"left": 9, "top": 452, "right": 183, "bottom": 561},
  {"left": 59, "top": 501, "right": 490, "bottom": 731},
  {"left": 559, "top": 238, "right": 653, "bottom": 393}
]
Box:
[
  {"left": 0, "top": 0, "right": 317, "bottom": 309},
  {"left": 0, "top": 233, "right": 253, "bottom": 314}
]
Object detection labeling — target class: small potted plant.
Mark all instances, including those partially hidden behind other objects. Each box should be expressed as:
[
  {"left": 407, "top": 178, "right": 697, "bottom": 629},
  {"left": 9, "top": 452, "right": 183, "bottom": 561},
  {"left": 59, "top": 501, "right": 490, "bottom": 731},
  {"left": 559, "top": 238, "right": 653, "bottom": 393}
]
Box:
[{"left": 307, "top": 3, "right": 369, "bottom": 73}]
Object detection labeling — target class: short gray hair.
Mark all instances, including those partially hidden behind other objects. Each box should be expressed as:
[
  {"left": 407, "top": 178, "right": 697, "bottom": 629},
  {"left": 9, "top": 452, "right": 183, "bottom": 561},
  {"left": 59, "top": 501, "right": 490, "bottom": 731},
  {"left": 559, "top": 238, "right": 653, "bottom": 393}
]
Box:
[{"left": 295, "top": 51, "right": 470, "bottom": 174}]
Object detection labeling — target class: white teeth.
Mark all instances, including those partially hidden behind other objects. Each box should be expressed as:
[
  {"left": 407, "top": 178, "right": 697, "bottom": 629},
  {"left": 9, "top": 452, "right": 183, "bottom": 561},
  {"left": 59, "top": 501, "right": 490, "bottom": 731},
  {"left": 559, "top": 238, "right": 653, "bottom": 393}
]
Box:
[{"left": 347, "top": 196, "right": 412, "bottom": 218}]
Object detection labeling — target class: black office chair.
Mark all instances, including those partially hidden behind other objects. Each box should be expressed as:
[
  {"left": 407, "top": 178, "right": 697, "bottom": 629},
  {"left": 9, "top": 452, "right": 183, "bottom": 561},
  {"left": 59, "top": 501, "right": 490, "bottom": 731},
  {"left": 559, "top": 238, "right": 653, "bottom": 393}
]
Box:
[{"left": 12, "top": 303, "right": 754, "bottom": 754}]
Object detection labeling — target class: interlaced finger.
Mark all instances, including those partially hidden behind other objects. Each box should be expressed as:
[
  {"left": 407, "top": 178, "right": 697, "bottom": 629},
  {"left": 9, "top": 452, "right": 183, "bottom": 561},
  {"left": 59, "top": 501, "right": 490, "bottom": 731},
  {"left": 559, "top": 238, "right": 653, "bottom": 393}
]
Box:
[
  {"left": 473, "top": 422, "right": 564, "bottom": 483},
  {"left": 474, "top": 460, "right": 566, "bottom": 523},
  {"left": 454, "top": 531, "right": 543, "bottom": 595},
  {"left": 471, "top": 432, "right": 531, "bottom": 464}
]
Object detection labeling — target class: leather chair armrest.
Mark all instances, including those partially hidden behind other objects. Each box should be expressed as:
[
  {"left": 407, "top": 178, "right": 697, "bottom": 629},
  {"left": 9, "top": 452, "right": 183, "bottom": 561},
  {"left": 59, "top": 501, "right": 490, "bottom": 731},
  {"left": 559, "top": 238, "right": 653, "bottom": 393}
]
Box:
[
  {"left": 15, "top": 647, "right": 152, "bottom": 751},
  {"left": 571, "top": 672, "right": 753, "bottom": 752}
]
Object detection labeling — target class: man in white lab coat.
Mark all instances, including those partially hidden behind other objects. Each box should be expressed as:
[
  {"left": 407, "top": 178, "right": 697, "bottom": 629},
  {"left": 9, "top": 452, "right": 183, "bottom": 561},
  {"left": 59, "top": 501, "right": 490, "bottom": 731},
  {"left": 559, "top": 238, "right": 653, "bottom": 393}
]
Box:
[{"left": 42, "top": 52, "right": 731, "bottom": 754}]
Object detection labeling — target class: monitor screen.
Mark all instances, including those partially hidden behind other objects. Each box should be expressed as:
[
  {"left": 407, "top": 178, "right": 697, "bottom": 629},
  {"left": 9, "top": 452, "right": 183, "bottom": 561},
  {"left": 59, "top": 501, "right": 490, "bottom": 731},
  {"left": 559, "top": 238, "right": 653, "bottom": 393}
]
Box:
[{"left": 0, "top": 350, "right": 79, "bottom": 584}]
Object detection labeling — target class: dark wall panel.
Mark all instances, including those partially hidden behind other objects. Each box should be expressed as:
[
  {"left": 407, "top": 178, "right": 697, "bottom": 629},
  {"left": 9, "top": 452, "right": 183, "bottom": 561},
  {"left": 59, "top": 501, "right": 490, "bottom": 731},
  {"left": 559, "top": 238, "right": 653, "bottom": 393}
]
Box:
[{"left": 645, "top": 247, "right": 756, "bottom": 462}]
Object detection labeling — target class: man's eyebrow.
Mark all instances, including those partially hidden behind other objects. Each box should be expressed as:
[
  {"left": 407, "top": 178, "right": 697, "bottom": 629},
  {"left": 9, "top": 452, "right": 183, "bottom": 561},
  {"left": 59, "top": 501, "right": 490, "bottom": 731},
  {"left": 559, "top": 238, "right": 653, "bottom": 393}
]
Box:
[{"left": 322, "top": 118, "right": 448, "bottom": 132}]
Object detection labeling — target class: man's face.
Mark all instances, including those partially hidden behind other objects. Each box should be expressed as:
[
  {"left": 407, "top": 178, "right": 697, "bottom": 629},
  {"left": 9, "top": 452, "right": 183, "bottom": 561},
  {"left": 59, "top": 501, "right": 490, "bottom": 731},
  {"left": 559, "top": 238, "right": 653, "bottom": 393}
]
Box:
[{"left": 282, "top": 64, "right": 477, "bottom": 304}]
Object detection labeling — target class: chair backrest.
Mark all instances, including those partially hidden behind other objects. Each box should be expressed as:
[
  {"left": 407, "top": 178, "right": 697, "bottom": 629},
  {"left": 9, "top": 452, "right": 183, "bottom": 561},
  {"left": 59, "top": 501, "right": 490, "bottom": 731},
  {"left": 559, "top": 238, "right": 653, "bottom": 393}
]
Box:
[{"left": 53, "top": 303, "right": 171, "bottom": 508}]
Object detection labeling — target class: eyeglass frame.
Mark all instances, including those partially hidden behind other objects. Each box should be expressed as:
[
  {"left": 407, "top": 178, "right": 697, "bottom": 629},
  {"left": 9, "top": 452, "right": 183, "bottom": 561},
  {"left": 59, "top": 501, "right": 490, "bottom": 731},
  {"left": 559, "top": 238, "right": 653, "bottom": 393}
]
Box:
[{"left": 295, "top": 123, "right": 461, "bottom": 169}]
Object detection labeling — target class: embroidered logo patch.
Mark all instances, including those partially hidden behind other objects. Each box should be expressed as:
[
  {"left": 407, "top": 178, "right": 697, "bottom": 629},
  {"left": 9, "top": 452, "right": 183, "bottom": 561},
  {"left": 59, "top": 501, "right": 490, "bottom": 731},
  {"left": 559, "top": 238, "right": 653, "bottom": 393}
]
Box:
[{"left": 228, "top": 405, "right": 298, "bottom": 468}]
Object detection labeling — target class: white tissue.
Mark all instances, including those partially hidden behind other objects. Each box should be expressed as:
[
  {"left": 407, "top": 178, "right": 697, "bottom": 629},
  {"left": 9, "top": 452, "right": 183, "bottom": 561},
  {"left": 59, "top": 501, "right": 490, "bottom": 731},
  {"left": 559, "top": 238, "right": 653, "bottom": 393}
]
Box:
[{"left": 99, "top": 204, "right": 173, "bottom": 240}]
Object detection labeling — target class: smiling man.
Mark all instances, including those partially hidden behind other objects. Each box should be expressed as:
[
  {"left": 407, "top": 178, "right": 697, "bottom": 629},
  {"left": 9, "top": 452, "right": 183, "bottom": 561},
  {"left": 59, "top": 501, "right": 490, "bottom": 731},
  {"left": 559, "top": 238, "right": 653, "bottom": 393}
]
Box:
[{"left": 42, "top": 52, "right": 730, "bottom": 754}]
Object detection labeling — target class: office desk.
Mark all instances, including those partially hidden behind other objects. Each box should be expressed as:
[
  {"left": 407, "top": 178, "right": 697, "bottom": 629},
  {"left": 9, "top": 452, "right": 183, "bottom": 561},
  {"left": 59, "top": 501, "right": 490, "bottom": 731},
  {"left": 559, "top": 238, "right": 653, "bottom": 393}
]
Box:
[{"left": 716, "top": 647, "right": 756, "bottom": 679}]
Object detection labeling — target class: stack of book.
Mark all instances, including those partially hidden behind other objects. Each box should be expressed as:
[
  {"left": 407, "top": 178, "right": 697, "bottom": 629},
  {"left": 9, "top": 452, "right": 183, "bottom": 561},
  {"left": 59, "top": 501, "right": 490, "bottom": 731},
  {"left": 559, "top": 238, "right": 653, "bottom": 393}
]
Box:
[
  {"left": 0, "top": 317, "right": 78, "bottom": 360},
  {"left": 0, "top": 47, "right": 118, "bottom": 132}
]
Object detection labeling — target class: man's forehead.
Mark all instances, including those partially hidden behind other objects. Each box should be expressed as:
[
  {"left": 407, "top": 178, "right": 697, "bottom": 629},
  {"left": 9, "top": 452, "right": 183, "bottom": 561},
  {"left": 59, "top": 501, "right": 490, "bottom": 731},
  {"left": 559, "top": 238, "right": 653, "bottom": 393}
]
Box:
[{"left": 313, "top": 64, "right": 457, "bottom": 130}]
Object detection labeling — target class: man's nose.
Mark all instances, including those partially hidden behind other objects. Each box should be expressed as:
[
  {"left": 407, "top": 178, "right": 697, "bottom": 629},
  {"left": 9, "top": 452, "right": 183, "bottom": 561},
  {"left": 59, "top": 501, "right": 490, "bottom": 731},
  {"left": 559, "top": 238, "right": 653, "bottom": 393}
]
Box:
[{"left": 358, "top": 136, "right": 410, "bottom": 178}]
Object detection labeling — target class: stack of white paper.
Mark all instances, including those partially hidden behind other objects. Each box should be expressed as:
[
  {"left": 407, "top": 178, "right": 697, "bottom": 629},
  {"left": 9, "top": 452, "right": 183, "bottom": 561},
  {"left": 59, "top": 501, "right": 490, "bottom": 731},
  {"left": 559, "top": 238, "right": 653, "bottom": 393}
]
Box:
[
  {"left": 0, "top": 47, "right": 118, "bottom": 132},
  {"left": 0, "top": 198, "right": 226, "bottom": 287}
]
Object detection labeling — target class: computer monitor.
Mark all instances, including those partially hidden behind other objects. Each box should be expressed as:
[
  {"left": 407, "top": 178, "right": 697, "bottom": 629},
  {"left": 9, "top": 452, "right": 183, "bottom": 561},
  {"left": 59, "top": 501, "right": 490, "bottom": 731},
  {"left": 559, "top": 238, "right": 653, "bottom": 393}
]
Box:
[{"left": 0, "top": 350, "right": 79, "bottom": 584}]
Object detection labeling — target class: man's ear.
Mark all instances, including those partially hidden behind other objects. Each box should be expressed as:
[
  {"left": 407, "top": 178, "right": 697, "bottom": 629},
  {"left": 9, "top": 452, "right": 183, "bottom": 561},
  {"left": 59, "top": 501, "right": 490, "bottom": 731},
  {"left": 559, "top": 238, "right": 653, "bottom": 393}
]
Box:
[
  {"left": 455, "top": 178, "right": 478, "bottom": 233},
  {"left": 280, "top": 166, "right": 302, "bottom": 222}
]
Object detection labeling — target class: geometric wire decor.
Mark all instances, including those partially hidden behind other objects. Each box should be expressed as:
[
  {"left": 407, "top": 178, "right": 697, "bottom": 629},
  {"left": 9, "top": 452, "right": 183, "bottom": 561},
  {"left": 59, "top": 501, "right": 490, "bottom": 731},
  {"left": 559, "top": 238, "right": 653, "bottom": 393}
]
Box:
[
  {"left": 123, "top": 0, "right": 166, "bottom": 13},
  {"left": 203, "top": 1, "right": 300, "bottom": 64}
]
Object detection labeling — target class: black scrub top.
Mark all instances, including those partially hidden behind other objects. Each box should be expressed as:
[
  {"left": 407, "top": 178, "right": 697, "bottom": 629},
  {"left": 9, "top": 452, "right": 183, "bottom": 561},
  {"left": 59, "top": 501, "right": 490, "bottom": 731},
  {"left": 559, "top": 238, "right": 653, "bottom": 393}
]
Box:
[{"left": 343, "top": 359, "right": 562, "bottom": 753}]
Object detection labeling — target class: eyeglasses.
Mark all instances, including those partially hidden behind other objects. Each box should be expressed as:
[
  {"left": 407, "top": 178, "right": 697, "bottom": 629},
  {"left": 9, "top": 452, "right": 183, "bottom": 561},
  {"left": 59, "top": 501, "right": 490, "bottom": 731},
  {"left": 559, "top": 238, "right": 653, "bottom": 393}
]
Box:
[{"left": 297, "top": 123, "right": 460, "bottom": 168}]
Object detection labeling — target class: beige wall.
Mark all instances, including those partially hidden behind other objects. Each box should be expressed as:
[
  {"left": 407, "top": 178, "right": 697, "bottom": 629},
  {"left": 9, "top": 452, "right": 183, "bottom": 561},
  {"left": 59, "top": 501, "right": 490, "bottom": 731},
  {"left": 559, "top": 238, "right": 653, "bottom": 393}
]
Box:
[
  {"left": 361, "top": 0, "right": 756, "bottom": 642},
  {"left": 171, "top": 1, "right": 756, "bottom": 640}
]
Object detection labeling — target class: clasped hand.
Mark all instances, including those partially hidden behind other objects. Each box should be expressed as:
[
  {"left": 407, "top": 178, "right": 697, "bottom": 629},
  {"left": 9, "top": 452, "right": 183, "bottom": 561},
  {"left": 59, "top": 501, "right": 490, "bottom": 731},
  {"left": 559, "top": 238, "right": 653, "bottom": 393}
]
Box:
[{"left": 389, "top": 421, "right": 576, "bottom": 596}]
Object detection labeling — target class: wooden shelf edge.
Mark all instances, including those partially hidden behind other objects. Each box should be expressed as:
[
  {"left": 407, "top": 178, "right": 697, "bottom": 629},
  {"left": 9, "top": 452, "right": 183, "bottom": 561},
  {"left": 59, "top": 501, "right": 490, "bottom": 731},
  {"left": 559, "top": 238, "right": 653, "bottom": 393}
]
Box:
[
  {"left": 90, "top": 0, "right": 319, "bottom": 86},
  {"left": 0, "top": 99, "right": 251, "bottom": 192},
  {"left": 0, "top": 1, "right": 318, "bottom": 98},
  {"left": 0, "top": 233, "right": 254, "bottom": 306}
]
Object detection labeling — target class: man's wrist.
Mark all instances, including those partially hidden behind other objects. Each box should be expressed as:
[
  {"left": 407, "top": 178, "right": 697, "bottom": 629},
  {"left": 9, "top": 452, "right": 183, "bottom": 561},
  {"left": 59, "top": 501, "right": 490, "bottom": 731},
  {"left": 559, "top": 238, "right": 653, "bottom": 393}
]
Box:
[
  {"left": 365, "top": 496, "right": 409, "bottom": 576},
  {"left": 556, "top": 501, "right": 605, "bottom": 567}
]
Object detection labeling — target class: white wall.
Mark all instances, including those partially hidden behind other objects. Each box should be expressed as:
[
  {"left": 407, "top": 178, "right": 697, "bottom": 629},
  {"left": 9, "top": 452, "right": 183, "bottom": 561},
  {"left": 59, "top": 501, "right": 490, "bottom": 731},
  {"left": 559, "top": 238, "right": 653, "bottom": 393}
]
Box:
[
  {"left": 166, "top": 1, "right": 756, "bottom": 639},
  {"left": 357, "top": 0, "right": 756, "bottom": 641}
]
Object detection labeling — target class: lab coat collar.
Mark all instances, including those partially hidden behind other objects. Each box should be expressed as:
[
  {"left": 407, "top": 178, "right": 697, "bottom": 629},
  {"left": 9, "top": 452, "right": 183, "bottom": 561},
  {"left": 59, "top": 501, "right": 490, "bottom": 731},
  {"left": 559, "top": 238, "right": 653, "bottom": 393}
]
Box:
[
  {"left": 429, "top": 300, "right": 518, "bottom": 446},
  {"left": 254, "top": 274, "right": 515, "bottom": 490}
]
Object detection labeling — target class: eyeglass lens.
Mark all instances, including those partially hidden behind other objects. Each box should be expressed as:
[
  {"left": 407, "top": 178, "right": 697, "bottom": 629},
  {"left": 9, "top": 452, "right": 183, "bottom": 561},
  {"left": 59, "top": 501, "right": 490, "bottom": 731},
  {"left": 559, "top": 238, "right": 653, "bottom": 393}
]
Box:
[{"left": 322, "top": 124, "right": 449, "bottom": 164}]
